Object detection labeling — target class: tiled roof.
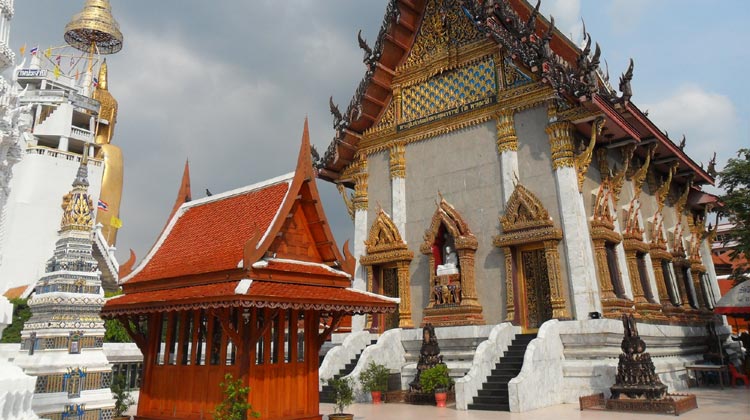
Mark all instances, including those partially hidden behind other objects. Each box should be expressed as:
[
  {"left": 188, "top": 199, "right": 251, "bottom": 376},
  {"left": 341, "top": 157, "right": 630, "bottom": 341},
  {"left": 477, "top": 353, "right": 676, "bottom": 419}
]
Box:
[
  {"left": 3, "top": 284, "right": 31, "bottom": 300},
  {"left": 127, "top": 175, "right": 292, "bottom": 284},
  {"left": 253, "top": 258, "right": 350, "bottom": 279},
  {"left": 103, "top": 280, "right": 397, "bottom": 316}
]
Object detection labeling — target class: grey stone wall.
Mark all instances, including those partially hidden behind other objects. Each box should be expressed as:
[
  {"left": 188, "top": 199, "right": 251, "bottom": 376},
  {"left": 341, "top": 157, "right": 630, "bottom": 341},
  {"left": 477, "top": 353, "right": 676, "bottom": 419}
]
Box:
[
  {"left": 367, "top": 151, "right": 392, "bottom": 223},
  {"left": 403, "top": 121, "right": 505, "bottom": 324}
]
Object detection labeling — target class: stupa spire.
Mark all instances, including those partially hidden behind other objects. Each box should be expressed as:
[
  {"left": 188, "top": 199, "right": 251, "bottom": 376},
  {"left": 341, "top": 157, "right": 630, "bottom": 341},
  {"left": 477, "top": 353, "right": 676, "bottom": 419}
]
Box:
[
  {"left": 64, "top": 0, "right": 123, "bottom": 55},
  {"left": 60, "top": 150, "right": 94, "bottom": 232}
]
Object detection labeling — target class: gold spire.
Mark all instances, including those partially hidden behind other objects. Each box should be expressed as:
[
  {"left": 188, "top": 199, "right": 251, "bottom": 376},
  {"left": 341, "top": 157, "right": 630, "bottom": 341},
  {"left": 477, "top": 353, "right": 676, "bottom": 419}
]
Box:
[
  {"left": 64, "top": 0, "right": 123, "bottom": 55},
  {"left": 61, "top": 151, "right": 95, "bottom": 232}
]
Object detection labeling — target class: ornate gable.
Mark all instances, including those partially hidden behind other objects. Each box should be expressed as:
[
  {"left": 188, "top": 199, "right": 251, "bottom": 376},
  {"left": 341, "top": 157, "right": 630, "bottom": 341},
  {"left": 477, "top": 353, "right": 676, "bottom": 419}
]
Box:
[
  {"left": 360, "top": 209, "right": 413, "bottom": 265},
  {"left": 420, "top": 196, "right": 477, "bottom": 254},
  {"left": 500, "top": 183, "right": 553, "bottom": 233}
]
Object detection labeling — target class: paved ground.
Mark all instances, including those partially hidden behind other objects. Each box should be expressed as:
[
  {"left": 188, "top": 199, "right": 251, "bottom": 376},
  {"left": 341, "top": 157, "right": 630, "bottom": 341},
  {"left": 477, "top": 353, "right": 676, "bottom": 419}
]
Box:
[{"left": 320, "top": 388, "right": 750, "bottom": 419}]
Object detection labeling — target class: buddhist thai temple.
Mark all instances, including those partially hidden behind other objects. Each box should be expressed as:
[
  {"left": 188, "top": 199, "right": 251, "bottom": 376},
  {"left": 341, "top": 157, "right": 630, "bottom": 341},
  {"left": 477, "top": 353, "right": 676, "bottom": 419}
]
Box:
[
  {"left": 313, "top": 0, "right": 731, "bottom": 412},
  {"left": 101, "top": 121, "right": 397, "bottom": 420}
]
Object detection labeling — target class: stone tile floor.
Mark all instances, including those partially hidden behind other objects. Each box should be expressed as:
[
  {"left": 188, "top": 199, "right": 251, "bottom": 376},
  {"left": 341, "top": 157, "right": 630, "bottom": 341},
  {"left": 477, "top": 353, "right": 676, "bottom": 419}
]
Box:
[{"left": 320, "top": 388, "right": 750, "bottom": 419}]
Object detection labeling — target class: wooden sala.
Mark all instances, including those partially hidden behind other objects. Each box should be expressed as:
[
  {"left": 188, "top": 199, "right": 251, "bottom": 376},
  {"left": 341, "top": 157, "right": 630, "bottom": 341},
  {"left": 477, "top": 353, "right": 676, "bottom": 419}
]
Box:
[{"left": 101, "top": 120, "right": 396, "bottom": 420}]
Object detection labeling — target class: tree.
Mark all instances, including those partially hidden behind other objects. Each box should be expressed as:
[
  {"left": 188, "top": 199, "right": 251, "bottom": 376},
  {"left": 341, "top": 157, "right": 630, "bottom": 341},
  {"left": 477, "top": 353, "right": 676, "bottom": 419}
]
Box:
[
  {"left": 104, "top": 290, "right": 132, "bottom": 343},
  {"left": 0, "top": 298, "right": 31, "bottom": 343},
  {"left": 717, "top": 148, "right": 750, "bottom": 284}
]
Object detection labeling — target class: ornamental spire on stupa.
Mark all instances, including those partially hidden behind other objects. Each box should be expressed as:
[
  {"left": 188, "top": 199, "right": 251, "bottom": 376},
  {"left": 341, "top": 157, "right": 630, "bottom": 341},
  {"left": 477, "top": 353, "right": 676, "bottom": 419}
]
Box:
[{"left": 15, "top": 152, "right": 115, "bottom": 419}]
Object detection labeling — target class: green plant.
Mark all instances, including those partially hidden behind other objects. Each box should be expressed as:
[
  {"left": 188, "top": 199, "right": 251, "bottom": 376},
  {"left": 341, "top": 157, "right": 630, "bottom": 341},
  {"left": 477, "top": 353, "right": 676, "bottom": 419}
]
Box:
[
  {"left": 359, "top": 361, "right": 389, "bottom": 393},
  {"left": 326, "top": 377, "right": 354, "bottom": 414},
  {"left": 214, "top": 373, "right": 260, "bottom": 420},
  {"left": 104, "top": 290, "right": 132, "bottom": 343},
  {"left": 419, "top": 364, "right": 452, "bottom": 393},
  {"left": 0, "top": 298, "right": 31, "bottom": 343},
  {"left": 111, "top": 374, "right": 135, "bottom": 417},
  {"left": 717, "top": 148, "right": 750, "bottom": 284}
]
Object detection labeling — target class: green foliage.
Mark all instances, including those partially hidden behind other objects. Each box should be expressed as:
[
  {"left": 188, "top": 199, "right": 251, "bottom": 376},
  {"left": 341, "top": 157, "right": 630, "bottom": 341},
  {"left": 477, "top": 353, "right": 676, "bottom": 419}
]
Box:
[
  {"left": 326, "top": 376, "right": 354, "bottom": 414},
  {"left": 103, "top": 290, "right": 132, "bottom": 343},
  {"left": 111, "top": 374, "right": 135, "bottom": 417},
  {"left": 359, "top": 361, "right": 389, "bottom": 393},
  {"left": 419, "top": 364, "right": 453, "bottom": 393},
  {"left": 214, "top": 373, "right": 260, "bottom": 420},
  {"left": 717, "top": 148, "right": 750, "bottom": 284},
  {"left": 0, "top": 298, "right": 31, "bottom": 343}
]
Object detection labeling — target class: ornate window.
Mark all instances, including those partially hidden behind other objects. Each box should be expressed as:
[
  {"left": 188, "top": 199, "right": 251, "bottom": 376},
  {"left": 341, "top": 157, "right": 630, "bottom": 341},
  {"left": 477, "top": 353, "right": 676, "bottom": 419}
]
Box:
[
  {"left": 360, "top": 209, "right": 414, "bottom": 330},
  {"left": 64, "top": 368, "right": 86, "bottom": 398},
  {"left": 420, "top": 197, "right": 484, "bottom": 326},
  {"left": 69, "top": 331, "right": 83, "bottom": 354}
]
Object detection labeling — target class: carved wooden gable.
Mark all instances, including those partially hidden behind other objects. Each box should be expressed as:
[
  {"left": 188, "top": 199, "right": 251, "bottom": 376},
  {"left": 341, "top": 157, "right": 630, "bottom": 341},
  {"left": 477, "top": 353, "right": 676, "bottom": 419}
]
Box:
[
  {"left": 272, "top": 203, "right": 320, "bottom": 262},
  {"left": 500, "top": 184, "right": 554, "bottom": 233},
  {"left": 420, "top": 197, "right": 477, "bottom": 254}
]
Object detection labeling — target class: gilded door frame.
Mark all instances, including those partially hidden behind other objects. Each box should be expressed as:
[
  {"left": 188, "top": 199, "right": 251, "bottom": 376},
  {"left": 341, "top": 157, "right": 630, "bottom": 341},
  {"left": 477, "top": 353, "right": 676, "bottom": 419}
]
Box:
[
  {"left": 515, "top": 243, "right": 550, "bottom": 333},
  {"left": 360, "top": 209, "right": 414, "bottom": 329},
  {"left": 494, "top": 184, "right": 568, "bottom": 325}
]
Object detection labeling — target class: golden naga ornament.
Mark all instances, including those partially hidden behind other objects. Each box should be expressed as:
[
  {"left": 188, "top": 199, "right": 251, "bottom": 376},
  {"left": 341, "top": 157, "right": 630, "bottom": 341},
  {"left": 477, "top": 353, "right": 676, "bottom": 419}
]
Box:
[{"left": 575, "top": 117, "right": 606, "bottom": 191}]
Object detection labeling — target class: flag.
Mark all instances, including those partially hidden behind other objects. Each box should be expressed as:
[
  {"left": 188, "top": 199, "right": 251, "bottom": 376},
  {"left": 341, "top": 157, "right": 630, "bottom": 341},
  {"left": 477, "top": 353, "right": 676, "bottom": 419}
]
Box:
[
  {"left": 44, "top": 47, "right": 51, "bottom": 58},
  {"left": 55, "top": 55, "right": 61, "bottom": 65},
  {"left": 75, "top": 69, "right": 79, "bottom": 81},
  {"left": 110, "top": 216, "right": 123, "bottom": 229},
  {"left": 53, "top": 65, "right": 60, "bottom": 79},
  {"left": 97, "top": 199, "right": 109, "bottom": 212},
  {"left": 92, "top": 77, "right": 99, "bottom": 87},
  {"left": 19, "top": 44, "right": 26, "bottom": 56},
  {"left": 30, "top": 46, "right": 38, "bottom": 56}
]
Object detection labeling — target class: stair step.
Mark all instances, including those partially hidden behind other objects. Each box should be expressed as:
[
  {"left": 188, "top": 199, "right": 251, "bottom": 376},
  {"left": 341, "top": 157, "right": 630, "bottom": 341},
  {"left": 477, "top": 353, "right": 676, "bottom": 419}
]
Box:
[
  {"left": 487, "top": 374, "right": 516, "bottom": 382},
  {"left": 491, "top": 368, "right": 520, "bottom": 376},
  {"left": 478, "top": 388, "right": 507, "bottom": 397},
  {"left": 473, "top": 395, "right": 509, "bottom": 405},
  {"left": 467, "top": 403, "right": 510, "bottom": 411},
  {"left": 481, "top": 382, "right": 509, "bottom": 391}
]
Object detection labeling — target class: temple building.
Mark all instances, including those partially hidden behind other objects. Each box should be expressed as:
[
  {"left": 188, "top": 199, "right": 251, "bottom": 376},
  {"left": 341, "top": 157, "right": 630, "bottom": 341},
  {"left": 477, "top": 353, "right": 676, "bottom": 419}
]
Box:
[
  {"left": 101, "top": 121, "right": 397, "bottom": 420},
  {"left": 14, "top": 154, "right": 115, "bottom": 420},
  {"left": 0, "top": 0, "right": 124, "bottom": 298},
  {"left": 315, "top": 0, "right": 728, "bottom": 411}
]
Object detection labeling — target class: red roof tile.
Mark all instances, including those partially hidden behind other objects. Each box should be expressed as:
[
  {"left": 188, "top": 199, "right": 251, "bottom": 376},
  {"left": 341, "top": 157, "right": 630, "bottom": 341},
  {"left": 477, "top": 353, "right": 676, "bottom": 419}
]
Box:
[
  {"left": 103, "top": 280, "right": 396, "bottom": 316},
  {"left": 127, "top": 177, "right": 292, "bottom": 284},
  {"left": 254, "top": 259, "right": 350, "bottom": 279}
]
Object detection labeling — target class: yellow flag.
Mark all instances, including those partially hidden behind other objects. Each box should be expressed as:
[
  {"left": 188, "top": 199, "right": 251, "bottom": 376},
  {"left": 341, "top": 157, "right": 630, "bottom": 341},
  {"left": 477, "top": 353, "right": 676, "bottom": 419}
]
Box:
[
  {"left": 19, "top": 44, "right": 26, "bottom": 56},
  {"left": 110, "top": 216, "right": 123, "bottom": 229},
  {"left": 53, "top": 65, "right": 61, "bottom": 79},
  {"left": 45, "top": 47, "right": 52, "bottom": 58}
]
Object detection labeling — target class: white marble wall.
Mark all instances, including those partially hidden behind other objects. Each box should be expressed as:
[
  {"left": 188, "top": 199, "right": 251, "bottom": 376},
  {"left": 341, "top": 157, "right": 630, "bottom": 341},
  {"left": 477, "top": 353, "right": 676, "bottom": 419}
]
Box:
[
  {"left": 455, "top": 323, "right": 520, "bottom": 410},
  {"left": 344, "top": 328, "right": 406, "bottom": 402},
  {"left": 318, "top": 330, "right": 373, "bottom": 391}
]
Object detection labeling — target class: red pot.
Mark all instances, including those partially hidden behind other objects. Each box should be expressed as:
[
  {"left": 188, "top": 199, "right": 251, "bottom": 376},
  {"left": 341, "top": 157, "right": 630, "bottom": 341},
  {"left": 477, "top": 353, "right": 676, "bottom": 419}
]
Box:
[
  {"left": 371, "top": 390, "right": 382, "bottom": 404},
  {"left": 435, "top": 391, "right": 447, "bottom": 407}
]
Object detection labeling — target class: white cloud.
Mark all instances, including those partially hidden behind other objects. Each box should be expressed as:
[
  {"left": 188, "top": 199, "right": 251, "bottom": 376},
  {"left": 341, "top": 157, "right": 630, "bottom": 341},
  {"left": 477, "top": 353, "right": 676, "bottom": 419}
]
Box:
[
  {"left": 642, "top": 85, "right": 741, "bottom": 172},
  {"left": 540, "top": 0, "right": 583, "bottom": 44}
]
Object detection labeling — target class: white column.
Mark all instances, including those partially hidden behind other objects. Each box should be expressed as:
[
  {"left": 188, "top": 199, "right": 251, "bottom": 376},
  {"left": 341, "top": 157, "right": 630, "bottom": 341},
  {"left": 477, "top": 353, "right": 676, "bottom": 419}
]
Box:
[
  {"left": 547, "top": 121, "right": 601, "bottom": 318},
  {"left": 700, "top": 238, "right": 721, "bottom": 305},
  {"left": 390, "top": 142, "right": 407, "bottom": 236},
  {"left": 612, "top": 203, "right": 634, "bottom": 299},
  {"left": 500, "top": 151, "right": 518, "bottom": 204},
  {"left": 351, "top": 209, "right": 368, "bottom": 332},
  {"left": 496, "top": 109, "right": 519, "bottom": 205},
  {"left": 58, "top": 136, "right": 69, "bottom": 152}
]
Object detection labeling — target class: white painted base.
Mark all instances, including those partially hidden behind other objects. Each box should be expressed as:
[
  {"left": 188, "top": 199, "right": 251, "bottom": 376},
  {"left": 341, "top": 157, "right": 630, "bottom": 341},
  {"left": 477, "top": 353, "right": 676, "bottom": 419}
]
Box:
[{"left": 318, "top": 331, "right": 375, "bottom": 391}]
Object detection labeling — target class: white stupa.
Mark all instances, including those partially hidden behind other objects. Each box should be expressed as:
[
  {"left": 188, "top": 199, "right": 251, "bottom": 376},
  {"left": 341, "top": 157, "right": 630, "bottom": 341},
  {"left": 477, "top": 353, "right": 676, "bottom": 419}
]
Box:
[{"left": 13, "top": 153, "right": 115, "bottom": 419}]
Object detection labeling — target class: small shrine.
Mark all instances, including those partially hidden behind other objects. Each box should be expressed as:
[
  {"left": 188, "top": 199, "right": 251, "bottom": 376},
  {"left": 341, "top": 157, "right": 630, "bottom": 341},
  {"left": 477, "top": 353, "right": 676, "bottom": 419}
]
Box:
[
  {"left": 406, "top": 324, "right": 452, "bottom": 404},
  {"left": 14, "top": 153, "right": 115, "bottom": 420},
  {"left": 580, "top": 314, "right": 697, "bottom": 415},
  {"left": 101, "top": 120, "right": 397, "bottom": 420}
]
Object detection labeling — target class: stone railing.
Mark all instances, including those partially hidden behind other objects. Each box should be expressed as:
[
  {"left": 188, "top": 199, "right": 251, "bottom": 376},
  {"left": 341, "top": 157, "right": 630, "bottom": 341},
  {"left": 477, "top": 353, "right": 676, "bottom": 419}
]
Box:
[
  {"left": 70, "top": 126, "right": 93, "bottom": 142},
  {"left": 508, "top": 319, "right": 565, "bottom": 412},
  {"left": 344, "top": 328, "right": 405, "bottom": 402},
  {"left": 26, "top": 146, "right": 103, "bottom": 167},
  {"left": 455, "top": 322, "right": 520, "bottom": 410},
  {"left": 318, "top": 330, "right": 372, "bottom": 391}
]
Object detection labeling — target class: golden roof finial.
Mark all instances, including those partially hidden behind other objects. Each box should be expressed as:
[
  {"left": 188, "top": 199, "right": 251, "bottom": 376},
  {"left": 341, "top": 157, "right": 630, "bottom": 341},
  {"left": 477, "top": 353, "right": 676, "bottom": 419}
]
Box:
[
  {"left": 64, "top": 0, "right": 123, "bottom": 55},
  {"left": 61, "top": 150, "right": 94, "bottom": 232}
]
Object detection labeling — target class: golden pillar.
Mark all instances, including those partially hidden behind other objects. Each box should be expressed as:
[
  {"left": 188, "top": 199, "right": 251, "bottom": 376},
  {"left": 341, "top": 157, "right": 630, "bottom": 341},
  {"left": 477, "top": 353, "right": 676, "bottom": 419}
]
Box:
[
  {"left": 456, "top": 245, "right": 480, "bottom": 307},
  {"left": 397, "top": 263, "right": 414, "bottom": 328},
  {"left": 502, "top": 246, "right": 515, "bottom": 322},
  {"left": 544, "top": 240, "right": 569, "bottom": 319}
]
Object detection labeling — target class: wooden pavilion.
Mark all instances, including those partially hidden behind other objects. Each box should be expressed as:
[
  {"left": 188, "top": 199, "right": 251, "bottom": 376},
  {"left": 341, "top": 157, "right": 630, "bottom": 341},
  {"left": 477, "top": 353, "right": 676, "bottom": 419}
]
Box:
[{"left": 101, "top": 120, "right": 396, "bottom": 420}]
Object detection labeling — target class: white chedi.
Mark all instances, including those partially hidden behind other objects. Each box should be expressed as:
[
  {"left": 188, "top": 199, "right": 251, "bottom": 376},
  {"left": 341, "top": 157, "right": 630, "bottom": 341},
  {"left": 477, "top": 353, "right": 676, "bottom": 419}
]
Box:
[{"left": 0, "top": 296, "right": 39, "bottom": 420}]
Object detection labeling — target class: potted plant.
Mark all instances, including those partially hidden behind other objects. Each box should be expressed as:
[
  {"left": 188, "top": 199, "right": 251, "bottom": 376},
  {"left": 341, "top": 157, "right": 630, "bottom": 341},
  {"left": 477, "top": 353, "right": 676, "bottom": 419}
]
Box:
[
  {"left": 214, "top": 373, "right": 260, "bottom": 420},
  {"left": 419, "top": 364, "right": 453, "bottom": 407},
  {"left": 359, "top": 361, "right": 389, "bottom": 404},
  {"left": 111, "top": 374, "right": 134, "bottom": 420},
  {"left": 326, "top": 377, "right": 354, "bottom": 420}
]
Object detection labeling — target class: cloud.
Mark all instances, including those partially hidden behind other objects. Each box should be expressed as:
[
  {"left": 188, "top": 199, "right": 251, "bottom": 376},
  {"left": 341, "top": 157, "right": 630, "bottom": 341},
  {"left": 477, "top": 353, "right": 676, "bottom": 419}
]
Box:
[
  {"left": 642, "top": 85, "right": 741, "bottom": 172},
  {"left": 540, "top": 0, "right": 583, "bottom": 44}
]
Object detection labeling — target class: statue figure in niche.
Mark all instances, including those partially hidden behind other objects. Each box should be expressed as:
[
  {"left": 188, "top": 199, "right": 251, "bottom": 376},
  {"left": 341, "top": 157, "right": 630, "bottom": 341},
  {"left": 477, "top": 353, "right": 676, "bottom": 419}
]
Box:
[{"left": 436, "top": 231, "right": 459, "bottom": 276}]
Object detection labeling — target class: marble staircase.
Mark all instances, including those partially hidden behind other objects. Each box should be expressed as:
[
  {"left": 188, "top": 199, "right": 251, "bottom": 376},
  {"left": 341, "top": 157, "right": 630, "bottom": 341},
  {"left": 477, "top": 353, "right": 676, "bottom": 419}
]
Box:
[
  {"left": 320, "top": 339, "right": 378, "bottom": 403},
  {"left": 467, "top": 333, "right": 536, "bottom": 411},
  {"left": 400, "top": 336, "right": 488, "bottom": 388},
  {"left": 318, "top": 339, "right": 340, "bottom": 366}
]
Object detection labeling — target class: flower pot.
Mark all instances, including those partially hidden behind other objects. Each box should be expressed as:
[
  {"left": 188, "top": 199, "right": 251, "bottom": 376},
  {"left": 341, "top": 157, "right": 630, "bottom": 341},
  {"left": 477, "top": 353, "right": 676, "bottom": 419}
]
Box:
[
  {"left": 371, "top": 390, "right": 383, "bottom": 404},
  {"left": 434, "top": 391, "right": 447, "bottom": 407},
  {"left": 329, "top": 414, "right": 354, "bottom": 420}
]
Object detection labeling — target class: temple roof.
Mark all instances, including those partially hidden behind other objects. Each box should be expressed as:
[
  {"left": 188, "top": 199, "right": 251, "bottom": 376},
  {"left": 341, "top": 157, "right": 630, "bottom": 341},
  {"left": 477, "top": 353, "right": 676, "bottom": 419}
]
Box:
[
  {"left": 103, "top": 280, "right": 397, "bottom": 316},
  {"left": 316, "top": 0, "right": 715, "bottom": 194}
]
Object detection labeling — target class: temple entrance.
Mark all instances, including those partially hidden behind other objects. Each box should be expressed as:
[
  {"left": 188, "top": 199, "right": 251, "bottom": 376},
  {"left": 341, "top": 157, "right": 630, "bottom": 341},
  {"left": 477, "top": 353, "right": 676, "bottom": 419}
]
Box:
[
  {"left": 518, "top": 246, "right": 553, "bottom": 331},
  {"left": 380, "top": 266, "right": 400, "bottom": 332}
]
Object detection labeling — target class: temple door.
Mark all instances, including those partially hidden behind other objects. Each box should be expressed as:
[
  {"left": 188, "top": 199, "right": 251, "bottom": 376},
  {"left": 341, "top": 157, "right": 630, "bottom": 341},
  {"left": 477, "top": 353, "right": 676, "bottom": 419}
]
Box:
[
  {"left": 381, "top": 266, "right": 400, "bottom": 332},
  {"left": 518, "top": 246, "right": 553, "bottom": 332}
]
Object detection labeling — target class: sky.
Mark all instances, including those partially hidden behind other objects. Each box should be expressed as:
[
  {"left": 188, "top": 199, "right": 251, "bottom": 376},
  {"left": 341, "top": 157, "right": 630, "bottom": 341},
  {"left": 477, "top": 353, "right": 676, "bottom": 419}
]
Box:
[{"left": 9, "top": 0, "right": 749, "bottom": 265}]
